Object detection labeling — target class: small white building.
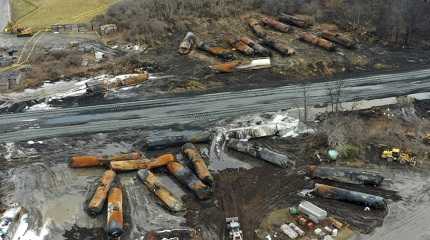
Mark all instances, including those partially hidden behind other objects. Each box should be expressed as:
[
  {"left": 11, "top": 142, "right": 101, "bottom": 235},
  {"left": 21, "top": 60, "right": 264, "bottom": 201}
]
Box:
[
  {"left": 95, "top": 51, "right": 105, "bottom": 62},
  {"left": 100, "top": 24, "right": 117, "bottom": 35}
]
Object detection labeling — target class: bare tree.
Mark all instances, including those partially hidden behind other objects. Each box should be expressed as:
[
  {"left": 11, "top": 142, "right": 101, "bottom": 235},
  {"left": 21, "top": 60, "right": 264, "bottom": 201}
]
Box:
[{"left": 303, "top": 85, "right": 309, "bottom": 122}]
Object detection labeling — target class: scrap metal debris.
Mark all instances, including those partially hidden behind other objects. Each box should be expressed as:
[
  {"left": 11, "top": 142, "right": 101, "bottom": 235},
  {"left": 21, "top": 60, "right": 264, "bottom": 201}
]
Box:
[
  {"left": 210, "top": 58, "right": 271, "bottom": 73},
  {"left": 86, "top": 72, "right": 150, "bottom": 95},
  {"left": 178, "top": 32, "right": 235, "bottom": 60},
  {"left": 0, "top": 206, "right": 23, "bottom": 240},
  {"left": 227, "top": 139, "right": 294, "bottom": 168},
  {"left": 178, "top": 32, "right": 197, "bottom": 55},
  {"left": 145, "top": 228, "right": 199, "bottom": 240}
]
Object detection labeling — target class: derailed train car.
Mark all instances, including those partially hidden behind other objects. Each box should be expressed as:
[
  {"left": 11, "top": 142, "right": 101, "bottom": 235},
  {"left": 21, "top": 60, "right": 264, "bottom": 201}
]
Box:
[
  {"left": 307, "top": 165, "right": 384, "bottom": 186},
  {"left": 313, "top": 183, "right": 386, "bottom": 209}
]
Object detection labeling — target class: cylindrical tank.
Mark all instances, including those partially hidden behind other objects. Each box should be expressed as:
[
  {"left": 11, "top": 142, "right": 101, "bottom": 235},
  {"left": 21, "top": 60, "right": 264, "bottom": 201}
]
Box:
[
  {"left": 110, "top": 153, "right": 175, "bottom": 171},
  {"left": 88, "top": 170, "right": 116, "bottom": 215},
  {"left": 197, "top": 43, "right": 234, "bottom": 60},
  {"left": 137, "top": 169, "right": 185, "bottom": 212},
  {"left": 321, "top": 31, "right": 356, "bottom": 49},
  {"left": 261, "top": 17, "right": 291, "bottom": 33},
  {"left": 178, "top": 32, "right": 197, "bottom": 55},
  {"left": 69, "top": 152, "right": 142, "bottom": 168},
  {"left": 248, "top": 19, "right": 267, "bottom": 38},
  {"left": 144, "top": 131, "right": 210, "bottom": 150},
  {"left": 239, "top": 37, "right": 271, "bottom": 56},
  {"left": 107, "top": 185, "right": 124, "bottom": 238},
  {"left": 224, "top": 33, "right": 255, "bottom": 55},
  {"left": 260, "top": 36, "right": 295, "bottom": 56},
  {"left": 182, "top": 143, "right": 214, "bottom": 186},
  {"left": 307, "top": 165, "right": 384, "bottom": 186},
  {"left": 299, "top": 32, "right": 336, "bottom": 51},
  {"left": 314, "top": 183, "right": 386, "bottom": 209},
  {"left": 279, "top": 13, "right": 311, "bottom": 28},
  {"left": 167, "top": 161, "right": 211, "bottom": 200}
]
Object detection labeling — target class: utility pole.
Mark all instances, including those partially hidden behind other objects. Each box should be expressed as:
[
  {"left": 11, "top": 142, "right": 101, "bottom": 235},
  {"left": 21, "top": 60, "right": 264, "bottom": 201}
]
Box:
[
  {"left": 328, "top": 87, "right": 334, "bottom": 113},
  {"left": 303, "top": 85, "right": 308, "bottom": 122},
  {"left": 335, "top": 79, "right": 344, "bottom": 112}
]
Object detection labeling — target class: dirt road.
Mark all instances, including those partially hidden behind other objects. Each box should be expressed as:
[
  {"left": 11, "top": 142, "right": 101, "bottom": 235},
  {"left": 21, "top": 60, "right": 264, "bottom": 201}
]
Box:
[{"left": 0, "top": 0, "right": 10, "bottom": 30}]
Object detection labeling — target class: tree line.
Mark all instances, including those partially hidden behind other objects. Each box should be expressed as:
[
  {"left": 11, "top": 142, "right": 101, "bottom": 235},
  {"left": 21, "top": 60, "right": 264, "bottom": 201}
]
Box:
[{"left": 94, "top": 0, "right": 430, "bottom": 47}]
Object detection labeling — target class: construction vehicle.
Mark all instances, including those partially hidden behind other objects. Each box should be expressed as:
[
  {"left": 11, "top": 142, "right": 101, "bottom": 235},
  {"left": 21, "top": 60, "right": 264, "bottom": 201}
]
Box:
[
  {"left": 4, "top": 22, "right": 34, "bottom": 37},
  {"left": 381, "top": 147, "right": 417, "bottom": 166},
  {"left": 226, "top": 217, "right": 243, "bottom": 240},
  {"left": 423, "top": 133, "right": 430, "bottom": 145}
]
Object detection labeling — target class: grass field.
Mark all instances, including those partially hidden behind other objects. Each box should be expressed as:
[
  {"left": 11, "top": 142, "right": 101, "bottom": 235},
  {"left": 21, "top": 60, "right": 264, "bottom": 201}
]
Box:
[{"left": 11, "top": 0, "right": 118, "bottom": 30}]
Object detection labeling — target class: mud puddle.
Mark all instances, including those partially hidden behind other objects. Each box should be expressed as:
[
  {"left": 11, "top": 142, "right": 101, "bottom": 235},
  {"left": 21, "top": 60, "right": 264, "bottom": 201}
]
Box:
[
  {"left": 0, "top": 105, "right": 428, "bottom": 240},
  {"left": 359, "top": 170, "right": 430, "bottom": 240},
  {"left": 0, "top": 131, "right": 186, "bottom": 239}
]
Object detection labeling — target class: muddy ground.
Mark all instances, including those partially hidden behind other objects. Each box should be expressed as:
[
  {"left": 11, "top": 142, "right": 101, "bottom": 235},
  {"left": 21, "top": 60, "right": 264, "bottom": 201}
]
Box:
[
  {"left": 3, "top": 10, "right": 430, "bottom": 98},
  {"left": 184, "top": 136, "right": 400, "bottom": 240},
  {"left": 0, "top": 99, "right": 429, "bottom": 239},
  {"left": 111, "top": 34, "right": 430, "bottom": 95},
  {"left": 101, "top": 11, "right": 430, "bottom": 94}
]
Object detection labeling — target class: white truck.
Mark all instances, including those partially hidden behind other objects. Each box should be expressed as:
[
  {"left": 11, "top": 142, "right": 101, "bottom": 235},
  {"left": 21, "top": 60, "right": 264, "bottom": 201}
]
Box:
[{"left": 226, "top": 217, "right": 243, "bottom": 240}]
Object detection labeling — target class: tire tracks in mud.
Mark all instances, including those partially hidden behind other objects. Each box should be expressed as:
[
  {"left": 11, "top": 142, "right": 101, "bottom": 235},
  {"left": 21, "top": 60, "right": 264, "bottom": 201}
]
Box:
[{"left": 0, "top": 69, "right": 430, "bottom": 142}]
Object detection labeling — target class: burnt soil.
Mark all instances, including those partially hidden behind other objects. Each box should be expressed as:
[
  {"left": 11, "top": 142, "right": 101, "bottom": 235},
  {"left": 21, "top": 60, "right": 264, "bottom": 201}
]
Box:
[
  {"left": 136, "top": 40, "right": 430, "bottom": 96},
  {"left": 184, "top": 133, "right": 400, "bottom": 239},
  {"left": 3, "top": 101, "right": 429, "bottom": 239}
]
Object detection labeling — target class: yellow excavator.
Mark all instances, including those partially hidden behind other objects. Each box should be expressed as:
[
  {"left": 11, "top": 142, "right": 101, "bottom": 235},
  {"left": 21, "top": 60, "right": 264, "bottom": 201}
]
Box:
[
  {"left": 381, "top": 147, "right": 417, "bottom": 166},
  {"left": 424, "top": 133, "right": 430, "bottom": 145},
  {"left": 4, "top": 22, "right": 33, "bottom": 37}
]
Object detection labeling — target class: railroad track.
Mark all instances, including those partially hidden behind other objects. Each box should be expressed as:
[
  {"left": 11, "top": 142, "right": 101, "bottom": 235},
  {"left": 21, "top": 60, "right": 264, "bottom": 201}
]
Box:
[
  {"left": 2, "top": 68, "right": 430, "bottom": 121},
  {"left": 0, "top": 68, "right": 429, "bottom": 142}
]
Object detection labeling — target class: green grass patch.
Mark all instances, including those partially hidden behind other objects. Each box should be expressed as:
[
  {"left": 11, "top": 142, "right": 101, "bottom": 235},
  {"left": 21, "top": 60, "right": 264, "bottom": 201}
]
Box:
[
  {"left": 337, "top": 144, "right": 361, "bottom": 160},
  {"left": 11, "top": 0, "right": 118, "bottom": 30},
  {"left": 11, "top": 0, "right": 38, "bottom": 21}
]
